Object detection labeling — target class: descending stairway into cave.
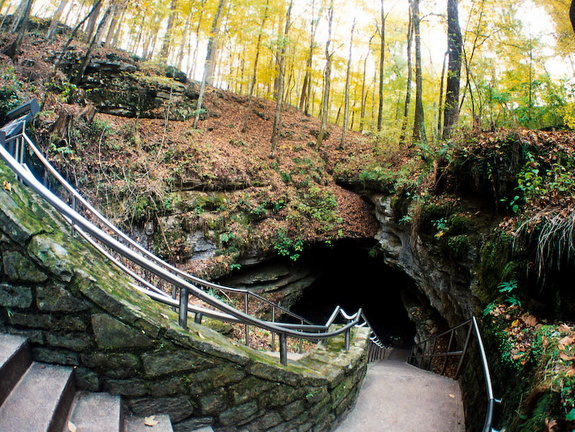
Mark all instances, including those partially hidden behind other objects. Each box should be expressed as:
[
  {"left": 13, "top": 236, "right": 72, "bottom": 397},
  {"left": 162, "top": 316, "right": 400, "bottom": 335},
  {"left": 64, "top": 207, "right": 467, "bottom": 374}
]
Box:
[
  {"left": 0, "top": 333, "right": 176, "bottom": 432},
  {"left": 335, "top": 349, "right": 465, "bottom": 432}
]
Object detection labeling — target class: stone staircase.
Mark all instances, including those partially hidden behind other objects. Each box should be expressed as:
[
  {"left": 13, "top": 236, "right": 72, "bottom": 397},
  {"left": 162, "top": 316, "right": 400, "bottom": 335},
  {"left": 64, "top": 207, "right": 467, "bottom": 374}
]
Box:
[{"left": 0, "top": 333, "right": 173, "bottom": 432}]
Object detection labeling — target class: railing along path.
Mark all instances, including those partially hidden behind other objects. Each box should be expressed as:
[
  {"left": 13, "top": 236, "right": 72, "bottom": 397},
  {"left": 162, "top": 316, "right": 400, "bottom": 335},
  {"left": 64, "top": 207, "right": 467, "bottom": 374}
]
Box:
[
  {"left": 408, "top": 316, "right": 500, "bottom": 432},
  {"left": 0, "top": 100, "right": 385, "bottom": 365}
]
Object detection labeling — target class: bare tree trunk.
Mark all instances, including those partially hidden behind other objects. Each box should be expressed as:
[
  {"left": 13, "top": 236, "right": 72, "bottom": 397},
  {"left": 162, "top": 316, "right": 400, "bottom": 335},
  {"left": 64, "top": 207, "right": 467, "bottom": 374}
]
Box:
[
  {"left": 159, "top": 0, "right": 178, "bottom": 62},
  {"left": 270, "top": 0, "right": 293, "bottom": 158},
  {"left": 571, "top": 0, "right": 575, "bottom": 34},
  {"left": 399, "top": 9, "right": 413, "bottom": 144},
  {"left": 316, "top": 0, "right": 334, "bottom": 148},
  {"left": 359, "top": 34, "right": 375, "bottom": 131},
  {"left": 377, "top": 0, "right": 385, "bottom": 131},
  {"left": 193, "top": 0, "right": 226, "bottom": 128},
  {"left": 411, "top": 0, "right": 426, "bottom": 144},
  {"left": 242, "top": 0, "right": 269, "bottom": 132},
  {"left": 73, "top": 5, "right": 113, "bottom": 85},
  {"left": 105, "top": 0, "right": 128, "bottom": 47},
  {"left": 299, "top": 0, "right": 320, "bottom": 115},
  {"left": 84, "top": 0, "right": 102, "bottom": 42},
  {"left": 442, "top": 0, "right": 463, "bottom": 139},
  {"left": 46, "top": 0, "right": 69, "bottom": 41},
  {"left": 340, "top": 18, "right": 355, "bottom": 149},
  {"left": 437, "top": 51, "right": 447, "bottom": 137},
  {"left": 204, "top": 0, "right": 226, "bottom": 86},
  {"left": 4, "top": 0, "right": 33, "bottom": 59}
]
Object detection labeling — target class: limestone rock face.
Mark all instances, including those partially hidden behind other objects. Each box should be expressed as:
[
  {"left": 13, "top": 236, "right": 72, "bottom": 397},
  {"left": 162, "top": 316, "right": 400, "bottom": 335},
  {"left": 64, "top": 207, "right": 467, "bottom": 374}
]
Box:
[
  {"left": 371, "top": 194, "right": 478, "bottom": 330},
  {"left": 55, "top": 51, "right": 200, "bottom": 121}
]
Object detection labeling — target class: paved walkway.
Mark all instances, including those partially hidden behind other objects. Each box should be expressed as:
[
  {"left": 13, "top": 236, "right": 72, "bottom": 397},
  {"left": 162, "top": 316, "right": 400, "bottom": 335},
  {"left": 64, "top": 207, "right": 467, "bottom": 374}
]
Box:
[{"left": 335, "top": 349, "right": 465, "bottom": 432}]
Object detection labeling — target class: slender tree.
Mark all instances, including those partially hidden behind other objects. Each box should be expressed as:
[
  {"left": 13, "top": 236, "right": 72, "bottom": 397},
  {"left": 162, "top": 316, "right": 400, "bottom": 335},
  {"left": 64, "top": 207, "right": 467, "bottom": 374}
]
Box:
[
  {"left": 299, "top": 0, "right": 321, "bottom": 116},
  {"left": 270, "top": 0, "right": 294, "bottom": 158},
  {"left": 316, "top": 0, "right": 334, "bottom": 148},
  {"left": 411, "top": 0, "right": 426, "bottom": 144},
  {"left": 571, "top": 0, "right": 575, "bottom": 33},
  {"left": 4, "top": 0, "right": 33, "bottom": 59},
  {"left": 340, "top": 18, "right": 356, "bottom": 148},
  {"left": 73, "top": 4, "right": 114, "bottom": 85},
  {"left": 242, "top": 0, "right": 271, "bottom": 132},
  {"left": 46, "top": 0, "right": 70, "bottom": 42},
  {"left": 84, "top": 0, "right": 102, "bottom": 42},
  {"left": 399, "top": 4, "right": 414, "bottom": 144},
  {"left": 376, "top": 0, "right": 385, "bottom": 131},
  {"left": 194, "top": 0, "right": 227, "bottom": 128},
  {"left": 159, "top": 0, "right": 179, "bottom": 62},
  {"left": 442, "top": 0, "right": 463, "bottom": 139}
]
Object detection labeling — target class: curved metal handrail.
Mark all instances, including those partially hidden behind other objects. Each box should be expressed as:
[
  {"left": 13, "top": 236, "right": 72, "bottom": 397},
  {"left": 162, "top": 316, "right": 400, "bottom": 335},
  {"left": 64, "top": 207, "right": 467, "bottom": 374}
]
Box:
[
  {"left": 407, "top": 317, "right": 500, "bottom": 432},
  {"left": 0, "top": 102, "right": 384, "bottom": 364},
  {"left": 18, "top": 131, "right": 314, "bottom": 327}
]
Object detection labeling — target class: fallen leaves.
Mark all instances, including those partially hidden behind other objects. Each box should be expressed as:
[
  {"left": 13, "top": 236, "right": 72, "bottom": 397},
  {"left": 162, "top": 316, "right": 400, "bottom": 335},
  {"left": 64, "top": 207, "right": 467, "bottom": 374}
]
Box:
[{"left": 144, "top": 416, "right": 159, "bottom": 427}]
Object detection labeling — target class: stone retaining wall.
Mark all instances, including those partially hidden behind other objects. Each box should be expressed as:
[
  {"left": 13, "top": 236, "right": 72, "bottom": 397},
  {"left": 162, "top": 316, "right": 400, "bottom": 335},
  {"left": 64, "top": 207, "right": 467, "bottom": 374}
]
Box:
[{"left": 0, "top": 160, "right": 369, "bottom": 431}]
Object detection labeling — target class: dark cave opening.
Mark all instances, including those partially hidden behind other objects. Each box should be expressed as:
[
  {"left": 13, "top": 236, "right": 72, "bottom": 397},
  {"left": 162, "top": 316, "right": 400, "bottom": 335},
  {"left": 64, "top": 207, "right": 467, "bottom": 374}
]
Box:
[{"left": 291, "top": 239, "right": 418, "bottom": 348}]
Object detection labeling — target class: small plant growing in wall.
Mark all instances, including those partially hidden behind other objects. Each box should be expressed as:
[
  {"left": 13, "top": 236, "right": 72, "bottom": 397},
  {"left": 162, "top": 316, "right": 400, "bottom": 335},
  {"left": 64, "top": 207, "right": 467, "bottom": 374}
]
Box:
[{"left": 274, "top": 229, "right": 304, "bottom": 261}]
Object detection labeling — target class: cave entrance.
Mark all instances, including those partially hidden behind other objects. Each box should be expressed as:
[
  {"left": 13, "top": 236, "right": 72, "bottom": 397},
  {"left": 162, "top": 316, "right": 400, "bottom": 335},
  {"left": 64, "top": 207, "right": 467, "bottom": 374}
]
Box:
[{"left": 291, "top": 239, "right": 417, "bottom": 348}]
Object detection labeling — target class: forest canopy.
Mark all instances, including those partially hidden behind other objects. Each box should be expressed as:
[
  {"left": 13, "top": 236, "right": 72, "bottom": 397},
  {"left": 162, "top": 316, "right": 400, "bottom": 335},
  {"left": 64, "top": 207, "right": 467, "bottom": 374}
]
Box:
[{"left": 2, "top": 0, "right": 575, "bottom": 142}]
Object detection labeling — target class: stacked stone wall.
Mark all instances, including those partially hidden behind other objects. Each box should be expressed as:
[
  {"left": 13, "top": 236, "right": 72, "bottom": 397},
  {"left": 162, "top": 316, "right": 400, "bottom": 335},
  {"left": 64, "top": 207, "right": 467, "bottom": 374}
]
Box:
[{"left": 0, "top": 160, "right": 368, "bottom": 431}]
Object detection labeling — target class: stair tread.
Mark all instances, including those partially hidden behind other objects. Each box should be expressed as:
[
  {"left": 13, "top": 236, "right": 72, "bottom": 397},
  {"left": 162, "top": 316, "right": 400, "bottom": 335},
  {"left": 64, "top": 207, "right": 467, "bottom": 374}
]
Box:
[
  {"left": 0, "top": 362, "right": 74, "bottom": 432},
  {"left": 0, "top": 333, "right": 27, "bottom": 366},
  {"left": 67, "top": 392, "right": 122, "bottom": 432},
  {"left": 0, "top": 333, "right": 31, "bottom": 405},
  {"left": 125, "top": 415, "right": 174, "bottom": 432}
]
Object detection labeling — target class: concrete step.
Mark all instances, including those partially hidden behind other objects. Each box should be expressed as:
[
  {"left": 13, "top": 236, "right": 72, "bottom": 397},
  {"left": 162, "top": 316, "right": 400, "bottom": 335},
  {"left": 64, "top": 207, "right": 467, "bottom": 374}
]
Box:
[
  {"left": 0, "top": 333, "right": 174, "bottom": 432},
  {"left": 0, "top": 333, "right": 32, "bottom": 405},
  {"left": 67, "top": 391, "right": 122, "bottom": 432},
  {"left": 125, "top": 414, "right": 174, "bottom": 432},
  {"left": 0, "top": 362, "right": 75, "bottom": 432}
]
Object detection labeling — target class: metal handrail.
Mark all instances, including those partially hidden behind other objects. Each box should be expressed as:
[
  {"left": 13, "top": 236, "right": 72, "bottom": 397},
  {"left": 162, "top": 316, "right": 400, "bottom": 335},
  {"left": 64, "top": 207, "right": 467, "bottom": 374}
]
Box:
[
  {"left": 17, "top": 128, "right": 314, "bottom": 328},
  {"left": 407, "top": 317, "right": 500, "bottom": 432},
  {"left": 0, "top": 101, "right": 385, "bottom": 365}
]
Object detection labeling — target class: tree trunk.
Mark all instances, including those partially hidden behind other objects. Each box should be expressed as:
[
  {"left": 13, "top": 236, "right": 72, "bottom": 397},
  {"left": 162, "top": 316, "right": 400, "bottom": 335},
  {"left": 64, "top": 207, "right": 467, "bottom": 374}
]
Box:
[
  {"left": 437, "top": 51, "right": 447, "bottom": 137},
  {"left": 340, "top": 18, "right": 355, "bottom": 149},
  {"left": 73, "top": 5, "right": 113, "bottom": 85},
  {"left": 316, "top": 0, "right": 334, "bottom": 148},
  {"left": 377, "top": 0, "right": 385, "bottom": 131},
  {"left": 399, "top": 8, "right": 413, "bottom": 144},
  {"left": 442, "top": 0, "right": 463, "bottom": 140},
  {"left": 4, "top": 0, "right": 33, "bottom": 59},
  {"left": 359, "top": 34, "right": 375, "bottom": 131},
  {"left": 193, "top": 0, "right": 226, "bottom": 128},
  {"left": 105, "top": 0, "right": 128, "bottom": 48},
  {"left": 241, "top": 0, "right": 270, "bottom": 132},
  {"left": 46, "top": 0, "right": 69, "bottom": 42},
  {"left": 84, "top": 0, "right": 102, "bottom": 42},
  {"left": 570, "top": 0, "right": 575, "bottom": 34},
  {"left": 159, "top": 0, "right": 178, "bottom": 62},
  {"left": 270, "top": 0, "right": 293, "bottom": 158},
  {"left": 299, "top": 0, "right": 320, "bottom": 116},
  {"left": 411, "top": 0, "right": 426, "bottom": 144}
]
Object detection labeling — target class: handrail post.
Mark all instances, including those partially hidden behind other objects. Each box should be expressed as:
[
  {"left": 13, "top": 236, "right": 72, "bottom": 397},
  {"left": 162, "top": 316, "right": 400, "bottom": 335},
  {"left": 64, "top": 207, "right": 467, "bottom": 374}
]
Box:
[
  {"left": 244, "top": 292, "right": 250, "bottom": 347},
  {"left": 455, "top": 320, "right": 474, "bottom": 378},
  {"left": 194, "top": 312, "right": 203, "bottom": 324},
  {"left": 345, "top": 320, "right": 352, "bottom": 351},
  {"left": 279, "top": 333, "right": 287, "bottom": 366},
  {"left": 442, "top": 329, "right": 455, "bottom": 376},
  {"left": 271, "top": 306, "right": 276, "bottom": 352},
  {"left": 178, "top": 287, "right": 188, "bottom": 329}
]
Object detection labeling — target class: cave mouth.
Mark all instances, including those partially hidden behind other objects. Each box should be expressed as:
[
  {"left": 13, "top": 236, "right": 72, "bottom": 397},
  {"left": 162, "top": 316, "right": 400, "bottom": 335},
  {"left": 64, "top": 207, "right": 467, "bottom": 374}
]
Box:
[{"left": 290, "top": 238, "right": 417, "bottom": 349}]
